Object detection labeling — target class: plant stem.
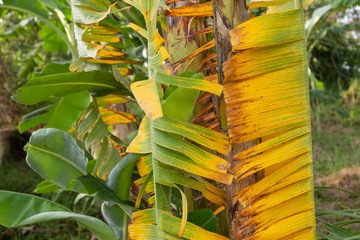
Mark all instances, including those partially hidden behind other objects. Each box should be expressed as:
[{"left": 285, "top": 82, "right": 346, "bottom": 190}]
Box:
[
  {"left": 295, "top": 0, "right": 304, "bottom": 9},
  {"left": 211, "top": 1, "right": 264, "bottom": 239}
]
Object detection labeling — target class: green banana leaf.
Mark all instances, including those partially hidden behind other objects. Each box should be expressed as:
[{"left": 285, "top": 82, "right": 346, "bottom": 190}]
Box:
[
  {"left": 102, "top": 153, "right": 141, "bottom": 239},
  {"left": 18, "top": 63, "right": 91, "bottom": 132},
  {"left": 25, "top": 128, "right": 88, "bottom": 189},
  {"left": 12, "top": 70, "right": 130, "bottom": 105},
  {"left": 19, "top": 91, "right": 90, "bottom": 133},
  {"left": 0, "top": 190, "right": 116, "bottom": 240},
  {"left": 26, "top": 128, "right": 137, "bottom": 217},
  {"left": 76, "top": 174, "right": 137, "bottom": 217}
]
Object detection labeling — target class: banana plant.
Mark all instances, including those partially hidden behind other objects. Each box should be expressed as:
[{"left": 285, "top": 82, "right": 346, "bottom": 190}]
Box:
[{"left": 1, "top": 0, "right": 317, "bottom": 239}]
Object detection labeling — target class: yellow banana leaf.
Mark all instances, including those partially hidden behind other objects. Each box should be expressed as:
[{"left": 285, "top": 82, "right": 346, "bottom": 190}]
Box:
[
  {"left": 96, "top": 95, "right": 129, "bottom": 106},
  {"left": 99, "top": 108, "right": 136, "bottom": 125},
  {"left": 131, "top": 80, "right": 163, "bottom": 120},
  {"left": 156, "top": 72, "right": 222, "bottom": 96},
  {"left": 166, "top": 2, "right": 213, "bottom": 17},
  {"left": 130, "top": 209, "right": 229, "bottom": 240},
  {"left": 222, "top": 2, "right": 316, "bottom": 239}
]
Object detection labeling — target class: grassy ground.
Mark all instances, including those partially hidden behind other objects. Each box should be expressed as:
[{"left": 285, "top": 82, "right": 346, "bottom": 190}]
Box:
[
  {"left": 313, "top": 123, "right": 360, "bottom": 235},
  {"left": 312, "top": 98, "right": 360, "bottom": 236},
  {"left": 313, "top": 123, "right": 360, "bottom": 179}
]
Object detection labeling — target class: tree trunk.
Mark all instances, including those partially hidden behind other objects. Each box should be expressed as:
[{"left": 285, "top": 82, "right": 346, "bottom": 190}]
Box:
[
  {"left": 111, "top": 104, "right": 134, "bottom": 140},
  {"left": 211, "top": 1, "right": 261, "bottom": 239}
]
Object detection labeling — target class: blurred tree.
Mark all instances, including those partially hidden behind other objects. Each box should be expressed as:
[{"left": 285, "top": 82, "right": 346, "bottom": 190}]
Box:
[
  {"left": 307, "top": 0, "right": 360, "bottom": 94},
  {"left": 0, "top": 0, "right": 74, "bottom": 93}
]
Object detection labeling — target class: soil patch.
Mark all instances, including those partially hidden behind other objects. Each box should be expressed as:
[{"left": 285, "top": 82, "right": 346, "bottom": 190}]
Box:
[{"left": 315, "top": 166, "right": 360, "bottom": 196}]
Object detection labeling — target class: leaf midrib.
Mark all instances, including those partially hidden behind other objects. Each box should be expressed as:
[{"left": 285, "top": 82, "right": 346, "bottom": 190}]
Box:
[{"left": 27, "top": 143, "right": 87, "bottom": 175}]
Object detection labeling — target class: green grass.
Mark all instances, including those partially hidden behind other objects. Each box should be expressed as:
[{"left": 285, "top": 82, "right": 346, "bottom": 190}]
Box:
[
  {"left": 312, "top": 121, "right": 360, "bottom": 234},
  {"left": 0, "top": 157, "right": 42, "bottom": 193},
  {"left": 311, "top": 91, "right": 360, "bottom": 237},
  {"left": 311, "top": 88, "right": 360, "bottom": 179},
  {"left": 312, "top": 124, "right": 360, "bottom": 179}
]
